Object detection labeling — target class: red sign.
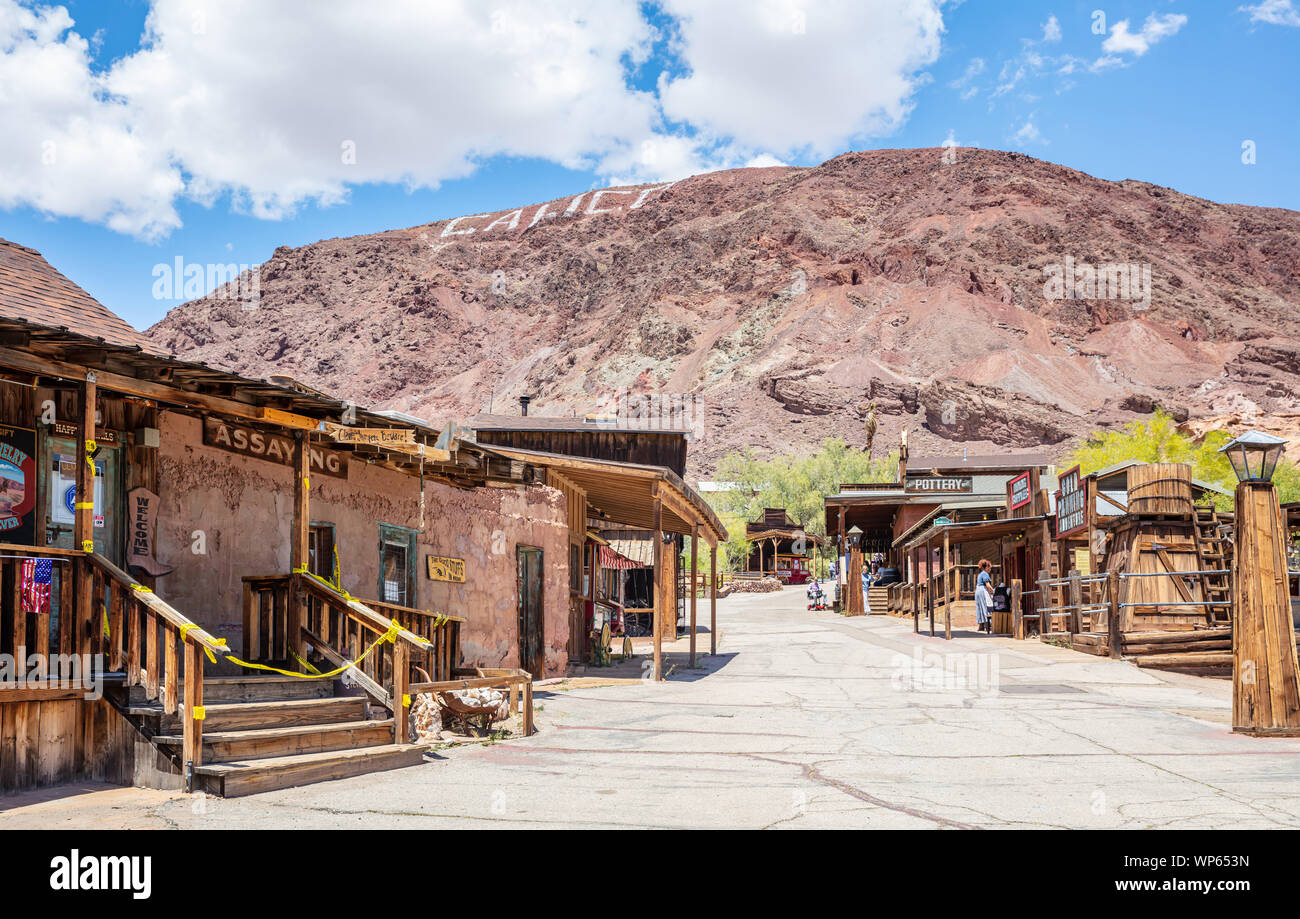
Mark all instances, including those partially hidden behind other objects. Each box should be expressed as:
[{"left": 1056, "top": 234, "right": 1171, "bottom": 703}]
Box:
[{"left": 1009, "top": 471, "right": 1032, "bottom": 510}]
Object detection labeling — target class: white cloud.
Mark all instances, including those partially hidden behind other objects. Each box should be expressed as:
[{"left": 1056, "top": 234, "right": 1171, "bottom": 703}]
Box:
[
  {"left": 655, "top": 0, "right": 944, "bottom": 159},
  {"left": 1101, "top": 12, "right": 1188, "bottom": 56},
  {"left": 1041, "top": 15, "right": 1062, "bottom": 43},
  {"left": 0, "top": 0, "right": 949, "bottom": 239},
  {"left": 1013, "top": 118, "right": 1044, "bottom": 145},
  {"left": 1240, "top": 0, "right": 1300, "bottom": 26}
]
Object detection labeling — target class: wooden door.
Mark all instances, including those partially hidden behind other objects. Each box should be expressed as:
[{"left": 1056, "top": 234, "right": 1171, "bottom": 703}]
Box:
[{"left": 517, "top": 546, "right": 544, "bottom": 678}]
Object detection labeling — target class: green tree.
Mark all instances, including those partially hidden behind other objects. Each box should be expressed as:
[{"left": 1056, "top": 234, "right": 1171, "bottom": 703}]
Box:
[
  {"left": 1067, "top": 410, "right": 1300, "bottom": 507},
  {"left": 707, "top": 438, "right": 897, "bottom": 570}
]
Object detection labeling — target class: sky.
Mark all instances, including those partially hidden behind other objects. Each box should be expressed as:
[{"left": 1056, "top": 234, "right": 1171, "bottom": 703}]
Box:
[{"left": 0, "top": 0, "right": 1297, "bottom": 330}]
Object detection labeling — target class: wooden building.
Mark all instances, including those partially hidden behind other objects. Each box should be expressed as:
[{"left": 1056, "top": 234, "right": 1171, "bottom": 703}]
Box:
[
  {"left": 0, "top": 239, "right": 587, "bottom": 796},
  {"left": 824, "top": 438, "right": 1052, "bottom": 615},
  {"left": 745, "top": 508, "right": 822, "bottom": 583},
  {"left": 471, "top": 411, "right": 725, "bottom": 678}
]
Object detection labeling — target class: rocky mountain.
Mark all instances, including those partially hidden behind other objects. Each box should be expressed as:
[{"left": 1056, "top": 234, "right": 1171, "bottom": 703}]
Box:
[{"left": 146, "top": 147, "right": 1300, "bottom": 480}]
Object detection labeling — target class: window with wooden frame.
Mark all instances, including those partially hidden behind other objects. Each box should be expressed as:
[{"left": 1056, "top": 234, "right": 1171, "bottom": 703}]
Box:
[
  {"left": 308, "top": 523, "right": 336, "bottom": 581},
  {"left": 378, "top": 523, "right": 417, "bottom": 607}
]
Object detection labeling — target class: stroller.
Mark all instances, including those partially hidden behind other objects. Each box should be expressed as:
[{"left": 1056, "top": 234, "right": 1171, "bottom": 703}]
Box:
[{"left": 806, "top": 579, "right": 828, "bottom": 611}]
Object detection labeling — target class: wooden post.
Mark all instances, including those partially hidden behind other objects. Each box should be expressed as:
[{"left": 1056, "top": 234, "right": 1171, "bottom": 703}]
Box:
[
  {"left": 652, "top": 490, "right": 663, "bottom": 682},
  {"left": 522, "top": 677, "right": 535, "bottom": 736},
  {"left": 1067, "top": 568, "right": 1082, "bottom": 635},
  {"left": 392, "top": 640, "right": 409, "bottom": 743},
  {"left": 911, "top": 546, "right": 919, "bottom": 633},
  {"left": 709, "top": 544, "right": 717, "bottom": 656},
  {"left": 1011, "top": 578, "right": 1023, "bottom": 640},
  {"left": 182, "top": 639, "right": 204, "bottom": 790},
  {"left": 942, "top": 529, "right": 951, "bottom": 640},
  {"left": 74, "top": 376, "right": 97, "bottom": 658},
  {"left": 1037, "top": 568, "right": 1050, "bottom": 636},
  {"left": 689, "top": 525, "right": 698, "bottom": 668},
  {"left": 926, "top": 537, "right": 934, "bottom": 637},
  {"left": 1107, "top": 569, "right": 1122, "bottom": 659},
  {"left": 1232, "top": 481, "right": 1300, "bottom": 735},
  {"left": 290, "top": 431, "right": 310, "bottom": 660}
]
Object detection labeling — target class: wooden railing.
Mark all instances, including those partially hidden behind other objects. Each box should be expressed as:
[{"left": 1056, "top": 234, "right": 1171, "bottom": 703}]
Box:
[
  {"left": 0, "top": 543, "right": 81, "bottom": 673},
  {"left": 242, "top": 572, "right": 465, "bottom": 743}
]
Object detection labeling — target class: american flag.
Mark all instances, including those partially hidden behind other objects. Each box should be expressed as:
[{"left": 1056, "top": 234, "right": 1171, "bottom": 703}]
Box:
[{"left": 21, "top": 557, "right": 52, "bottom": 615}]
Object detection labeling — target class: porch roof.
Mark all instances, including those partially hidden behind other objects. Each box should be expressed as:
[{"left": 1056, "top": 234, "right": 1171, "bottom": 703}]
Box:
[
  {"left": 0, "top": 315, "right": 532, "bottom": 488},
  {"left": 481, "top": 445, "right": 727, "bottom": 546},
  {"left": 897, "top": 515, "right": 1053, "bottom": 552}
]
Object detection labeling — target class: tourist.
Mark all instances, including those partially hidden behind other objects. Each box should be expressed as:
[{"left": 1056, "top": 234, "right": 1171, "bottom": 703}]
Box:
[{"left": 976, "top": 559, "right": 994, "bottom": 633}]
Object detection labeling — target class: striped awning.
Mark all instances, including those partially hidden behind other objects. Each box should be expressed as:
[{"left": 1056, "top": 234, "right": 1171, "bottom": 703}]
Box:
[{"left": 600, "top": 545, "right": 643, "bottom": 570}]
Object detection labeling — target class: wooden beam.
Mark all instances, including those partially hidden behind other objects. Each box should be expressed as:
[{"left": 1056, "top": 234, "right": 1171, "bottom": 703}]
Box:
[
  {"left": 709, "top": 544, "right": 717, "bottom": 656},
  {"left": 289, "top": 432, "right": 310, "bottom": 661},
  {"left": 653, "top": 491, "right": 663, "bottom": 682},
  {"left": 690, "top": 524, "right": 698, "bottom": 668}
]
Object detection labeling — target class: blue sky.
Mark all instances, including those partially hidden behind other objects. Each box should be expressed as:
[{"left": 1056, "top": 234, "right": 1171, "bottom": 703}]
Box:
[{"left": 0, "top": 0, "right": 1296, "bottom": 330}]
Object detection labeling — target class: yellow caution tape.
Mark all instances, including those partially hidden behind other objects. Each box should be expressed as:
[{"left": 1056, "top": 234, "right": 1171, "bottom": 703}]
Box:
[
  {"left": 102, "top": 607, "right": 110, "bottom": 639},
  {"left": 289, "top": 646, "right": 321, "bottom": 675},
  {"left": 402, "top": 694, "right": 411, "bottom": 708},
  {"left": 85, "top": 439, "right": 97, "bottom": 453},
  {"left": 81, "top": 540, "right": 94, "bottom": 553},
  {"left": 74, "top": 502, "right": 94, "bottom": 510},
  {"left": 193, "top": 706, "right": 205, "bottom": 721},
  {"left": 303, "top": 476, "right": 309, "bottom": 491},
  {"left": 131, "top": 584, "right": 153, "bottom": 594}
]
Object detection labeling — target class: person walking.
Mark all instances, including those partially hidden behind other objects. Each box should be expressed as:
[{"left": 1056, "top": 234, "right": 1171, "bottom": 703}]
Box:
[{"left": 975, "top": 559, "right": 993, "bottom": 633}]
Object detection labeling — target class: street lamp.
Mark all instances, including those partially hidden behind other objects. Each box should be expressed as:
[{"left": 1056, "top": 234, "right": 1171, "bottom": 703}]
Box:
[
  {"left": 1219, "top": 431, "right": 1287, "bottom": 484},
  {"left": 846, "top": 525, "right": 863, "bottom": 549},
  {"left": 1221, "top": 431, "right": 1300, "bottom": 735}
]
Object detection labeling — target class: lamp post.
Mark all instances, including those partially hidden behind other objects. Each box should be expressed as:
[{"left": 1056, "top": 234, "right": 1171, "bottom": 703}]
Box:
[
  {"left": 1220, "top": 431, "right": 1300, "bottom": 736},
  {"left": 846, "top": 525, "right": 863, "bottom": 615}
]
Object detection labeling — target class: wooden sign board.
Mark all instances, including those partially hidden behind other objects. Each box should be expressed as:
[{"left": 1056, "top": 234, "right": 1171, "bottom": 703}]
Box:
[
  {"left": 427, "top": 555, "right": 466, "bottom": 583},
  {"left": 905, "top": 475, "right": 972, "bottom": 494},
  {"left": 52, "top": 422, "right": 118, "bottom": 444},
  {"left": 322, "top": 422, "right": 415, "bottom": 448},
  {"left": 1056, "top": 465, "right": 1087, "bottom": 537},
  {"left": 1008, "top": 471, "right": 1032, "bottom": 511},
  {"left": 203, "top": 419, "right": 348, "bottom": 478}
]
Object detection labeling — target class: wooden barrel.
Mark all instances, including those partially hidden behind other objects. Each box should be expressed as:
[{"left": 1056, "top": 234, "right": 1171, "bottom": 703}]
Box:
[{"left": 1127, "top": 463, "right": 1193, "bottom": 515}]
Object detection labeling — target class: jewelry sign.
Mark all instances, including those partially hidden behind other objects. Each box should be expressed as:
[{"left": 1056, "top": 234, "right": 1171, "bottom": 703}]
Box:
[
  {"left": 426, "top": 555, "right": 466, "bottom": 583},
  {"left": 0, "top": 424, "right": 36, "bottom": 543}
]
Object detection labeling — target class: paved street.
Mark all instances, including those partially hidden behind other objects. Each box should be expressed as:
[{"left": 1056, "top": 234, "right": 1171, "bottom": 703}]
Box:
[{"left": 4, "top": 587, "right": 1299, "bottom": 829}]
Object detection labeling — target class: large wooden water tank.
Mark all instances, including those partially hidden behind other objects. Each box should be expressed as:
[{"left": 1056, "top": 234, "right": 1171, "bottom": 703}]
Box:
[{"left": 1127, "top": 463, "right": 1194, "bottom": 515}]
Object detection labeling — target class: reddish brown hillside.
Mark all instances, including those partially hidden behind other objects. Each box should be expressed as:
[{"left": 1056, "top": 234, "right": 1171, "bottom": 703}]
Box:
[{"left": 146, "top": 148, "right": 1300, "bottom": 479}]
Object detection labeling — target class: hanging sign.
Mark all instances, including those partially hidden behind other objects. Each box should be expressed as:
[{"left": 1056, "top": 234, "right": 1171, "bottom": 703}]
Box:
[
  {"left": 1056, "top": 465, "right": 1088, "bottom": 537},
  {"left": 127, "top": 487, "right": 174, "bottom": 577},
  {"left": 321, "top": 423, "right": 416, "bottom": 448},
  {"left": 1009, "top": 471, "right": 1032, "bottom": 510},
  {"left": 905, "top": 475, "right": 972, "bottom": 494},
  {"left": 426, "top": 555, "right": 466, "bottom": 583},
  {"left": 0, "top": 424, "right": 36, "bottom": 543},
  {"left": 203, "top": 419, "right": 348, "bottom": 478}
]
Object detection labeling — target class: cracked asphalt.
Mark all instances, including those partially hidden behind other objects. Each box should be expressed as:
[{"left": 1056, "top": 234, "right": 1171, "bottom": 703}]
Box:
[{"left": 4, "top": 586, "right": 1299, "bottom": 829}]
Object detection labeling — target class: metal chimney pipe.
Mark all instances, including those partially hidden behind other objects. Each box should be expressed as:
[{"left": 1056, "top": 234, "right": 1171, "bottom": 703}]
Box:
[{"left": 519, "top": 395, "right": 532, "bottom": 416}]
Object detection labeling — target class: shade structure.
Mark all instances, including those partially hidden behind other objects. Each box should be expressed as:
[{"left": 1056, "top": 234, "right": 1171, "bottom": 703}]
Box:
[{"left": 600, "top": 544, "right": 643, "bottom": 570}]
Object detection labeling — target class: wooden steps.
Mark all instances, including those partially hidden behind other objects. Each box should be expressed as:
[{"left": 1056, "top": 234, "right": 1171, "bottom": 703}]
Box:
[
  {"left": 155, "top": 719, "right": 395, "bottom": 762},
  {"left": 125, "top": 673, "right": 429, "bottom": 797},
  {"left": 137, "top": 696, "right": 370, "bottom": 733},
  {"left": 193, "top": 744, "right": 429, "bottom": 797},
  {"left": 130, "top": 675, "right": 334, "bottom": 704},
  {"left": 866, "top": 587, "right": 890, "bottom": 614}
]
